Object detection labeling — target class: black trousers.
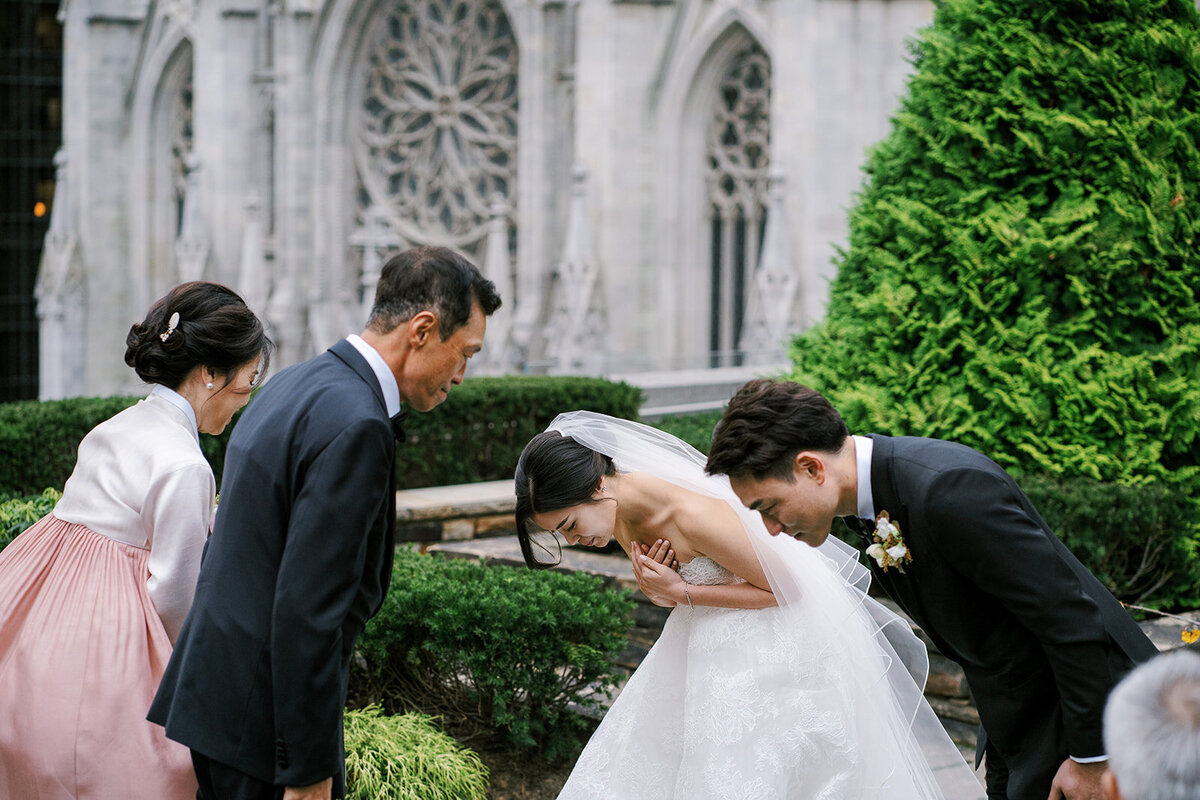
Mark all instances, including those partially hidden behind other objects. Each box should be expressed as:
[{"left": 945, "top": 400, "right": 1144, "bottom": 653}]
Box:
[
  {"left": 192, "top": 752, "right": 283, "bottom": 800},
  {"left": 984, "top": 740, "right": 1010, "bottom": 800}
]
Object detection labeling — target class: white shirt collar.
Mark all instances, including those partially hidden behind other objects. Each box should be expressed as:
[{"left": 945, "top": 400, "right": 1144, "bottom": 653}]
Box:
[
  {"left": 346, "top": 334, "right": 402, "bottom": 418},
  {"left": 853, "top": 434, "right": 875, "bottom": 520},
  {"left": 149, "top": 383, "right": 200, "bottom": 445}
]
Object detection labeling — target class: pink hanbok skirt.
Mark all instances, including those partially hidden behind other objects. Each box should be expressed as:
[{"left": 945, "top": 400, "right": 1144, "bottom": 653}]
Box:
[{"left": 0, "top": 514, "right": 196, "bottom": 799}]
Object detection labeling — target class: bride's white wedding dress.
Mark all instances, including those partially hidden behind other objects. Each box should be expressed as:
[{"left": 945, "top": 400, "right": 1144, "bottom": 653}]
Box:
[
  {"left": 548, "top": 412, "right": 982, "bottom": 800},
  {"left": 557, "top": 557, "right": 927, "bottom": 799}
]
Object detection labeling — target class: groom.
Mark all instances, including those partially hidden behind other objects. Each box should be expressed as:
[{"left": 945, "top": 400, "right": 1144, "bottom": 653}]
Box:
[
  {"left": 704, "top": 379, "right": 1157, "bottom": 800},
  {"left": 150, "top": 247, "right": 500, "bottom": 800}
]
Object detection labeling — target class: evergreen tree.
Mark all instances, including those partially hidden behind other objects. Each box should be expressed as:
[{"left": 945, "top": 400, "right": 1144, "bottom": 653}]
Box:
[{"left": 791, "top": 0, "right": 1200, "bottom": 492}]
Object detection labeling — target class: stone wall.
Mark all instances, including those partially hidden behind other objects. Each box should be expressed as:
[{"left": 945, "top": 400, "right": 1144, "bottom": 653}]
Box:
[{"left": 45, "top": 0, "right": 934, "bottom": 395}]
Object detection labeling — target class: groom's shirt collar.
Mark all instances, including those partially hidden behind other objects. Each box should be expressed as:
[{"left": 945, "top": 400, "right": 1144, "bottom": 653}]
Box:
[
  {"left": 852, "top": 434, "right": 875, "bottom": 520},
  {"left": 346, "top": 334, "right": 401, "bottom": 418}
]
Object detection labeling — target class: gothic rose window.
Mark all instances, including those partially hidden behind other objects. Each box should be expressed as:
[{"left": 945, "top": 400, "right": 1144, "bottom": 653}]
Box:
[
  {"left": 356, "top": 0, "right": 519, "bottom": 251},
  {"left": 706, "top": 43, "right": 770, "bottom": 367}
]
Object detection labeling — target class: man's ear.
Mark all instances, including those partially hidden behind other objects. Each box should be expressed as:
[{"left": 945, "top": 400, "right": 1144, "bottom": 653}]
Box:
[
  {"left": 408, "top": 311, "right": 438, "bottom": 348},
  {"left": 794, "top": 452, "right": 824, "bottom": 483},
  {"left": 1101, "top": 769, "right": 1121, "bottom": 800}
]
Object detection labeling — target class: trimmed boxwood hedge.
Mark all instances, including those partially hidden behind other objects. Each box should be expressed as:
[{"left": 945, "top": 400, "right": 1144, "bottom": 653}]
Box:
[
  {"left": 350, "top": 548, "right": 635, "bottom": 762},
  {"left": 0, "top": 375, "right": 643, "bottom": 496}
]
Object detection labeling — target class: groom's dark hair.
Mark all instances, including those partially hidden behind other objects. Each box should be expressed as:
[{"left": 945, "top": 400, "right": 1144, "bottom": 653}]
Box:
[{"left": 706, "top": 379, "right": 848, "bottom": 481}]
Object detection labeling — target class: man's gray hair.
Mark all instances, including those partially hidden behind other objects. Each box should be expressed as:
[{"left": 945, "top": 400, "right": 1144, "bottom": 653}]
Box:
[{"left": 1104, "top": 650, "right": 1200, "bottom": 800}]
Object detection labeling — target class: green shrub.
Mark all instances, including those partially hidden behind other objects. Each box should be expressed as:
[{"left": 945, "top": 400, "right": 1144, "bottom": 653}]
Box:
[
  {"left": 351, "top": 548, "right": 634, "bottom": 761},
  {"left": 789, "top": 0, "right": 1200, "bottom": 491},
  {"left": 0, "top": 376, "right": 642, "bottom": 496},
  {"left": 648, "top": 409, "right": 724, "bottom": 454},
  {"left": 397, "top": 376, "right": 642, "bottom": 487},
  {"left": 344, "top": 706, "right": 488, "bottom": 800},
  {"left": 0, "top": 396, "right": 242, "bottom": 496},
  {"left": 1021, "top": 473, "right": 1200, "bottom": 610},
  {"left": 0, "top": 397, "right": 140, "bottom": 497},
  {"left": 0, "top": 489, "right": 62, "bottom": 552}
]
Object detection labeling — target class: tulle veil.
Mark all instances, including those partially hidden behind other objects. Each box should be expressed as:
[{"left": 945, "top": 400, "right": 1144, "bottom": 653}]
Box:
[{"left": 549, "top": 410, "right": 983, "bottom": 800}]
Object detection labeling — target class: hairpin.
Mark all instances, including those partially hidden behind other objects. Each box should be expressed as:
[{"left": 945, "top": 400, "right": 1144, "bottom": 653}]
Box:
[{"left": 160, "top": 311, "right": 181, "bottom": 342}]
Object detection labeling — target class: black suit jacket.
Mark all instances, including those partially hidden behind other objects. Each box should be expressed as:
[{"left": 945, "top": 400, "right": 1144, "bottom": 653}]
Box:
[
  {"left": 855, "top": 435, "right": 1157, "bottom": 800},
  {"left": 149, "top": 340, "right": 398, "bottom": 792}
]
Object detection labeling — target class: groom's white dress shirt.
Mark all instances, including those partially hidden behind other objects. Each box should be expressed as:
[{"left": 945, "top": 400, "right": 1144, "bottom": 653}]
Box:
[{"left": 51, "top": 387, "right": 215, "bottom": 643}]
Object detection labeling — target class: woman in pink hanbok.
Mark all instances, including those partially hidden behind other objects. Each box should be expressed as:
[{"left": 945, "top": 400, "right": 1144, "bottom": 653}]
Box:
[{"left": 0, "top": 282, "right": 271, "bottom": 799}]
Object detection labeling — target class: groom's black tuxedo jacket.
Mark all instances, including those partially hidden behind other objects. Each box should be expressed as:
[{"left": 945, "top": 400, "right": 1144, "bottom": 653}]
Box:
[
  {"left": 149, "top": 339, "right": 398, "bottom": 793},
  {"left": 859, "top": 435, "right": 1156, "bottom": 800}
]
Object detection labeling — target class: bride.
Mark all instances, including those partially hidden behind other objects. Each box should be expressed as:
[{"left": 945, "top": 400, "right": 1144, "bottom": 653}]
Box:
[{"left": 514, "top": 411, "right": 984, "bottom": 800}]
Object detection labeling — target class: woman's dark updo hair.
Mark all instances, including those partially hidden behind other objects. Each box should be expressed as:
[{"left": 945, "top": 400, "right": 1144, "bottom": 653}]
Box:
[
  {"left": 514, "top": 430, "right": 616, "bottom": 569},
  {"left": 124, "top": 281, "right": 273, "bottom": 389}
]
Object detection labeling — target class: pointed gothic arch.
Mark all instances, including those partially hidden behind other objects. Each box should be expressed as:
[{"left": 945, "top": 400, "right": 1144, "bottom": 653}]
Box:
[
  {"left": 653, "top": 16, "right": 773, "bottom": 369},
  {"left": 128, "top": 27, "right": 194, "bottom": 316}
]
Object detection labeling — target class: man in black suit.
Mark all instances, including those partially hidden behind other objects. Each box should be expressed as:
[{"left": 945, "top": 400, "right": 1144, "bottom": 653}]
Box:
[
  {"left": 704, "top": 379, "right": 1157, "bottom": 800},
  {"left": 149, "top": 246, "right": 501, "bottom": 800}
]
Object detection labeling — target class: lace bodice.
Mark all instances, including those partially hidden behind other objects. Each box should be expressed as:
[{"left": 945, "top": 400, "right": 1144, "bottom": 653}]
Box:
[{"left": 677, "top": 556, "right": 744, "bottom": 586}]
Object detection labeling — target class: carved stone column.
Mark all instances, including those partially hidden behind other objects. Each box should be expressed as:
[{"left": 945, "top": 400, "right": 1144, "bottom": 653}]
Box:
[
  {"left": 739, "top": 172, "right": 799, "bottom": 366},
  {"left": 35, "top": 150, "right": 86, "bottom": 400},
  {"left": 478, "top": 193, "right": 514, "bottom": 373},
  {"left": 544, "top": 165, "right": 606, "bottom": 375},
  {"left": 348, "top": 205, "right": 402, "bottom": 328},
  {"left": 174, "top": 153, "right": 211, "bottom": 282}
]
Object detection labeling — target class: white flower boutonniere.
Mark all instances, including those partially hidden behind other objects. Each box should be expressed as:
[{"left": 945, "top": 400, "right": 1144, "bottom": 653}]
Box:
[{"left": 867, "top": 511, "right": 911, "bottom": 573}]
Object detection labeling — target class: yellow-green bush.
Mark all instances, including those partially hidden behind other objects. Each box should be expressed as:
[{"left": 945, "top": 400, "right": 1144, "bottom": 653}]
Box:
[{"left": 344, "top": 706, "right": 488, "bottom": 800}]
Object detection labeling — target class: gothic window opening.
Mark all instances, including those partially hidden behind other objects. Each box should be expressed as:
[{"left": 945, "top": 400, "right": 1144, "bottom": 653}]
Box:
[
  {"left": 147, "top": 43, "right": 194, "bottom": 298},
  {"left": 170, "top": 75, "right": 194, "bottom": 236},
  {"left": 354, "top": 0, "right": 519, "bottom": 275},
  {"left": 705, "top": 43, "right": 769, "bottom": 368}
]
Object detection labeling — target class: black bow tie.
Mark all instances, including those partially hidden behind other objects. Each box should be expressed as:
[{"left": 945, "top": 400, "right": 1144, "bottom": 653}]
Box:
[
  {"left": 390, "top": 410, "right": 408, "bottom": 443},
  {"left": 842, "top": 515, "right": 876, "bottom": 542}
]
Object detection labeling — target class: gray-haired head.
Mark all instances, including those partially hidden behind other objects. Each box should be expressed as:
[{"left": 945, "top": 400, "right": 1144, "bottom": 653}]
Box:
[{"left": 1104, "top": 650, "right": 1200, "bottom": 800}]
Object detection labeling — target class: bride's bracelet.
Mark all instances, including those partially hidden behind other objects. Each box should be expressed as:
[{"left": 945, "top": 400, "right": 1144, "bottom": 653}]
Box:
[{"left": 682, "top": 584, "right": 694, "bottom": 610}]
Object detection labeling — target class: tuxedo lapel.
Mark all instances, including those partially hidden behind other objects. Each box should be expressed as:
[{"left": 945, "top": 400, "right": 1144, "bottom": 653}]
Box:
[
  {"left": 866, "top": 435, "right": 904, "bottom": 523},
  {"left": 329, "top": 338, "right": 397, "bottom": 613},
  {"left": 329, "top": 339, "right": 388, "bottom": 417},
  {"left": 860, "top": 435, "right": 949, "bottom": 648}
]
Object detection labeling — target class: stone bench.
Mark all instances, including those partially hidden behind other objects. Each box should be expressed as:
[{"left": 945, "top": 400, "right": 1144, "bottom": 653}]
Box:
[{"left": 395, "top": 479, "right": 516, "bottom": 544}]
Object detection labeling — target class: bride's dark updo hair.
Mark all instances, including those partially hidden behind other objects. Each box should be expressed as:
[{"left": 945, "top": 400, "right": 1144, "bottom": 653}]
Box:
[
  {"left": 514, "top": 430, "right": 616, "bottom": 569},
  {"left": 124, "top": 281, "right": 273, "bottom": 389}
]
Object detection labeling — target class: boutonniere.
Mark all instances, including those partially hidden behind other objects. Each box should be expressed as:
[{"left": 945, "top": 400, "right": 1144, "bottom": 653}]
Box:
[{"left": 865, "top": 511, "right": 912, "bottom": 573}]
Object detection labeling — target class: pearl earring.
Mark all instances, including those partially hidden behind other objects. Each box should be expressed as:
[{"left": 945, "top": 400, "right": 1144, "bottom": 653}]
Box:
[{"left": 206, "top": 382, "right": 214, "bottom": 390}]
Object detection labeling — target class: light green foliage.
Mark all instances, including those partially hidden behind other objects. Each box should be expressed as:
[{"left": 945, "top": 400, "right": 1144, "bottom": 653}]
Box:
[
  {"left": 352, "top": 548, "right": 634, "bottom": 762},
  {"left": 792, "top": 0, "right": 1200, "bottom": 492},
  {"left": 0, "top": 489, "right": 62, "bottom": 551},
  {"left": 649, "top": 410, "right": 725, "bottom": 454},
  {"left": 344, "top": 706, "right": 488, "bottom": 800}
]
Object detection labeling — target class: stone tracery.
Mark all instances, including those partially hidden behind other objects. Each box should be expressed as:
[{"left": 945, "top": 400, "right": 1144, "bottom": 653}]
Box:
[{"left": 356, "top": 0, "right": 519, "bottom": 250}]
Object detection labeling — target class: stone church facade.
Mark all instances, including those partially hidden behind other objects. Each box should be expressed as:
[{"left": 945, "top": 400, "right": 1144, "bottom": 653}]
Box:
[{"left": 40, "top": 0, "right": 930, "bottom": 398}]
